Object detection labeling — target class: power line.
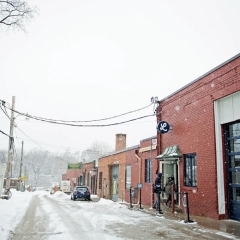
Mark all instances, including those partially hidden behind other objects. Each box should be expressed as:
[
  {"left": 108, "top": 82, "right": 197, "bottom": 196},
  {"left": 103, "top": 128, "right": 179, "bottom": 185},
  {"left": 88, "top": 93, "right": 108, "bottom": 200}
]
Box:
[
  {"left": 16, "top": 114, "right": 155, "bottom": 127},
  {"left": 13, "top": 132, "right": 112, "bottom": 154},
  {"left": 1, "top": 100, "right": 153, "bottom": 123},
  {"left": 0, "top": 130, "right": 12, "bottom": 139},
  {"left": 1, "top": 100, "right": 154, "bottom": 127},
  {"left": 15, "top": 126, "right": 69, "bottom": 163}
]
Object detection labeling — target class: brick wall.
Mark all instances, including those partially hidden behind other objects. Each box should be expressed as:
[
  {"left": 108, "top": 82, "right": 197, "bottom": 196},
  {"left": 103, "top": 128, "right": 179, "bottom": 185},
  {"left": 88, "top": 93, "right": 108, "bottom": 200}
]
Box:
[
  {"left": 115, "top": 134, "right": 127, "bottom": 151},
  {"left": 62, "top": 161, "right": 95, "bottom": 191},
  {"left": 97, "top": 151, "right": 126, "bottom": 200},
  {"left": 157, "top": 56, "right": 240, "bottom": 219},
  {"left": 62, "top": 169, "right": 82, "bottom": 190}
]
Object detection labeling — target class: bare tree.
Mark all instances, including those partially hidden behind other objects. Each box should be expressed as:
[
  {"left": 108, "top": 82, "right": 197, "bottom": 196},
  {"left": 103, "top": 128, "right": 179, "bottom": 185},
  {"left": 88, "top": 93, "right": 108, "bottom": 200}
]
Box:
[
  {"left": 24, "top": 149, "right": 49, "bottom": 187},
  {"left": 81, "top": 140, "right": 113, "bottom": 163},
  {"left": 0, "top": 0, "right": 37, "bottom": 32}
]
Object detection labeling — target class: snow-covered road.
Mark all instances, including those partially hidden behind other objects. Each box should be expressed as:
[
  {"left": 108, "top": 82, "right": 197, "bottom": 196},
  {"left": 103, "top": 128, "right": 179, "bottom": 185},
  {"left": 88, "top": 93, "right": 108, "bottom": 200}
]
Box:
[{"left": 0, "top": 190, "right": 238, "bottom": 240}]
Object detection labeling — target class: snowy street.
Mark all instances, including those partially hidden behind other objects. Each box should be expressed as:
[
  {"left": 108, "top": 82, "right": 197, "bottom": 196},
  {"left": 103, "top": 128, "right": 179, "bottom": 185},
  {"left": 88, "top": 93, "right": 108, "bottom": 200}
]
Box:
[{"left": 0, "top": 190, "right": 238, "bottom": 240}]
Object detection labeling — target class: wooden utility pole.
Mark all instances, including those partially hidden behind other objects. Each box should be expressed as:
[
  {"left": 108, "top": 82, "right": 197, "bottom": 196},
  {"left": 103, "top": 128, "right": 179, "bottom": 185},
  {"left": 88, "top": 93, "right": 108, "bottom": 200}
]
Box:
[
  {"left": 6, "top": 96, "right": 15, "bottom": 189},
  {"left": 19, "top": 141, "right": 24, "bottom": 178},
  {"left": 18, "top": 141, "right": 24, "bottom": 191}
]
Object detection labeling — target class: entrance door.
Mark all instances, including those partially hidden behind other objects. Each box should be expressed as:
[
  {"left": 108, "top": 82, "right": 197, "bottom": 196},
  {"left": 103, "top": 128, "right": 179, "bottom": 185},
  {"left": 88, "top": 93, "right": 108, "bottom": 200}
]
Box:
[
  {"left": 111, "top": 165, "right": 119, "bottom": 202},
  {"left": 224, "top": 121, "right": 240, "bottom": 221},
  {"left": 160, "top": 161, "right": 179, "bottom": 204}
]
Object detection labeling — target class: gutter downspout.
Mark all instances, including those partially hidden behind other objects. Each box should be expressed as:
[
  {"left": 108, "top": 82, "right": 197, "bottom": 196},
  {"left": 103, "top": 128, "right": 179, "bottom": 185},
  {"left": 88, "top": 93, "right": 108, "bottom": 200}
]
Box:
[
  {"left": 156, "top": 101, "right": 161, "bottom": 172},
  {"left": 135, "top": 149, "right": 141, "bottom": 204}
]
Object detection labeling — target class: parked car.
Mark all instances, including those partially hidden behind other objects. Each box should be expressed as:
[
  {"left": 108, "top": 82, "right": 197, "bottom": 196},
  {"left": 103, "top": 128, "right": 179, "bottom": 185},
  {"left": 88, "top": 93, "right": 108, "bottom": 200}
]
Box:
[{"left": 71, "top": 186, "right": 91, "bottom": 201}]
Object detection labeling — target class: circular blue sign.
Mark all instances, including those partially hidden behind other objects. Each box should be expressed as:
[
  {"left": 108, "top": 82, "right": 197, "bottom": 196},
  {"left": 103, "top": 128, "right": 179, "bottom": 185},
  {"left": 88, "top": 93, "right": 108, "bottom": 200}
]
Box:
[{"left": 156, "top": 121, "right": 170, "bottom": 134}]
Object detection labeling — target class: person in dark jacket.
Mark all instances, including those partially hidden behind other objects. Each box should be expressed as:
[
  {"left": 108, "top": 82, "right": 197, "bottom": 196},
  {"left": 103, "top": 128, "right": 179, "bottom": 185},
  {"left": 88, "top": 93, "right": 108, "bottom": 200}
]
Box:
[
  {"left": 153, "top": 172, "right": 162, "bottom": 209},
  {"left": 163, "top": 175, "right": 175, "bottom": 207}
]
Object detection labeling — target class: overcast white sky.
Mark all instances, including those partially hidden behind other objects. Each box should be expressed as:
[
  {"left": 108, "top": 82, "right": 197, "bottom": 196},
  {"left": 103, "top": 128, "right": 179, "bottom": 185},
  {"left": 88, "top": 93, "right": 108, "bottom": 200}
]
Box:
[{"left": 1, "top": 0, "right": 240, "bottom": 155}]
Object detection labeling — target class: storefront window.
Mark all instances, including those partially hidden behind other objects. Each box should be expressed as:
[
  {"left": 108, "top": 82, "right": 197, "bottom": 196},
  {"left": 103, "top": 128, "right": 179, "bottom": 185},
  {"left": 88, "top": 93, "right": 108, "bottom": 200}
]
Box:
[
  {"left": 184, "top": 153, "right": 197, "bottom": 187},
  {"left": 231, "top": 187, "right": 240, "bottom": 201},
  {"left": 99, "top": 172, "right": 102, "bottom": 189},
  {"left": 125, "top": 165, "right": 131, "bottom": 189},
  {"left": 230, "top": 171, "right": 240, "bottom": 184},
  {"left": 145, "top": 159, "right": 152, "bottom": 183},
  {"left": 230, "top": 156, "right": 240, "bottom": 168}
]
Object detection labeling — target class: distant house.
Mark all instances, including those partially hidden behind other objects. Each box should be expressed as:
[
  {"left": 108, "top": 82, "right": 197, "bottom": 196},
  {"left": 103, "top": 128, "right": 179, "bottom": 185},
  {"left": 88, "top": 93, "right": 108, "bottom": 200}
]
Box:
[{"left": 62, "top": 161, "right": 97, "bottom": 194}]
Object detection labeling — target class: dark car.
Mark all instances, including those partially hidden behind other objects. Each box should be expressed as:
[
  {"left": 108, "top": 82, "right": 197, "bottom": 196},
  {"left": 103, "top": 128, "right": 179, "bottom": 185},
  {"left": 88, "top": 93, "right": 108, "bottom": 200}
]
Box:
[{"left": 71, "top": 186, "right": 91, "bottom": 201}]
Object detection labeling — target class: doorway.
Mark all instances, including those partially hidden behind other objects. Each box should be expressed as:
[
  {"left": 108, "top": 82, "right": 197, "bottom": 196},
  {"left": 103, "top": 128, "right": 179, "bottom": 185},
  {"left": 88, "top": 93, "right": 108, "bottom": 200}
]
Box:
[
  {"left": 160, "top": 160, "right": 179, "bottom": 204},
  {"left": 111, "top": 165, "right": 119, "bottom": 202},
  {"left": 224, "top": 121, "right": 240, "bottom": 221}
]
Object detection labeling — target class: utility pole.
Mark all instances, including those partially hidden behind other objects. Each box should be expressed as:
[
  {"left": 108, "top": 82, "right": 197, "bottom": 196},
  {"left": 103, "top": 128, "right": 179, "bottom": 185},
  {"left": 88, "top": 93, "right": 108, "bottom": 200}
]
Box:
[
  {"left": 23, "top": 166, "right": 27, "bottom": 191},
  {"left": 19, "top": 141, "right": 24, "bottom": 191},
  {"left": 6, "top": 96, "right": 15, "bottom": 189},
  {"left": 19, "top": 141, "right": 24, "bottom": 178}
]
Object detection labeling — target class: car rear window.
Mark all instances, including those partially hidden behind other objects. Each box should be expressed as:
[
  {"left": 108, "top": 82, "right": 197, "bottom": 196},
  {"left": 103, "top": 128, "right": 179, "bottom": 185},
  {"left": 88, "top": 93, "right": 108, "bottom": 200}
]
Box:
[{"left": 76, "top": 187, "right": 87, "bottom": 191}]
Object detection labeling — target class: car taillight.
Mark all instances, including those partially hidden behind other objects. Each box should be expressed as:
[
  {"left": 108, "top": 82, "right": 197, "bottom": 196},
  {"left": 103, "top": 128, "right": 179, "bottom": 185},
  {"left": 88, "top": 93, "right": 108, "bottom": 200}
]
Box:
[{"left": 74, "top": 190, "right": 77, "bottom": 194}]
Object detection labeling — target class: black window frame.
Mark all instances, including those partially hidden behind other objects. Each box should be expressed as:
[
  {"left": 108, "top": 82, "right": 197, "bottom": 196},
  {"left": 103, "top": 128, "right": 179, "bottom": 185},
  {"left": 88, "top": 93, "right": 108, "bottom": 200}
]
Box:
[
  {"left": 184, "top": 153, "right": 197, "bottom": 187},
  {"left": 145, "top": 158, "right": 152, "bottom": 183},
  {"left": 99, "top": 172, "right": 102, "bottom": 189},
  {"left": 125, "top": 165, "right": 131, "bottom": 189}
]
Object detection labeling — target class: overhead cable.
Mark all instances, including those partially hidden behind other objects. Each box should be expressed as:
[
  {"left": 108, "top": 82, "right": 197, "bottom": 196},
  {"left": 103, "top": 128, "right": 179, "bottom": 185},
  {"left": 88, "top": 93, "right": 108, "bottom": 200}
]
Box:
[
  {"left": 15, "top": 114, "right": 155, "bottom": 127},
  {"left": 15, "top": 126, "right": 70, "bottom": 163},
  {"left": 1, "top": 99, "right": 153, "bottom": 123},
  {"left": 0, "top": 129, "right": 12, "bottom": 139},
  {"left": 0, "top": 103, "right": 155, "bottom": 127}
]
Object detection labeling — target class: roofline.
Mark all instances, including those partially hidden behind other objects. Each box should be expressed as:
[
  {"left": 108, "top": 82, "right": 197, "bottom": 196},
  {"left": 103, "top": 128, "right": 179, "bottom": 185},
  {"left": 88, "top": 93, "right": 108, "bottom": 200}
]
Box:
[
  {"left": 160, "top": 53, "right": 240, "bottom": 101},
  {"left": 99, "top": 144, "right": 140, "bottom": 159},
  {"left": 140, "top": 135, "right": 157, "bottom": 143}
]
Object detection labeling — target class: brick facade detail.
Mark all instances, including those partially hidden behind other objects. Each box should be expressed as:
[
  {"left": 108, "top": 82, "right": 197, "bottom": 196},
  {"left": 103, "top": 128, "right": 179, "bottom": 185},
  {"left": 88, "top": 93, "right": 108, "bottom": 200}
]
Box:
[{"left": 156, "top": 55, "right": 240, "bottom": 219}]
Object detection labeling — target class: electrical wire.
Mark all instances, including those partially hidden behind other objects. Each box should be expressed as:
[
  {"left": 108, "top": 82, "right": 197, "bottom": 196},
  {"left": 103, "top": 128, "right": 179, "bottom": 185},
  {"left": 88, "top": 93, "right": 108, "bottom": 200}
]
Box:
[
  {"left": 13, "top": 132, "right": 112, "bottom": 154},
  {"left": 2, "top": 101, "right": 153, "bottom": 123},
  {"left": 14, "top": 126, "right": 70, "bottom": 163},
  {"left": 16, "top": 114, "right": 155, "bottom": 127},
  {"left": 0, "top": 129, "right": 12, "bottom": 139},
  {"left": 0, "top": 104, "right": 12, "bottom": 122},
  {"left": 0, "top": 104, "right": 155, "bottom": 127}
]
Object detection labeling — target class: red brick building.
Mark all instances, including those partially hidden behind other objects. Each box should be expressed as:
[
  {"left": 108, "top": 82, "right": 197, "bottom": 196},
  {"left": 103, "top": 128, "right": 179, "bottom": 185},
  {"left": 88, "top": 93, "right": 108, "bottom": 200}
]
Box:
[
  {"left": 62, "top": 161, "right": 97, "bottom": 194},
  {"left": 156, "top": 53, "right": 240, "bottom": 221},
  {"left": 97, "top": 134, "right": 127, "bottom": 201},
  {"left": 97, "top": 134, "right": 158, "bottom": 206}
]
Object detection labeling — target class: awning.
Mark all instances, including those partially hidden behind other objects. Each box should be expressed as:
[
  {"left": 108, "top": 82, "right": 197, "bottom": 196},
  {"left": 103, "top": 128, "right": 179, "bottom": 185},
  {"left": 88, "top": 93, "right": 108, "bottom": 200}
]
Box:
[{"left": 156, "top": 145, "right": 182, "bottom": 160}]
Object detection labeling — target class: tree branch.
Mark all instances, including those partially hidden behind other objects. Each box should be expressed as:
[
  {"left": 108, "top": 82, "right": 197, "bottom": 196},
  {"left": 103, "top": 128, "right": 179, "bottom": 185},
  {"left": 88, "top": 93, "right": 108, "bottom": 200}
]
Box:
[{"left": 0, "top": 0, "right": 37, "bottom": 32}]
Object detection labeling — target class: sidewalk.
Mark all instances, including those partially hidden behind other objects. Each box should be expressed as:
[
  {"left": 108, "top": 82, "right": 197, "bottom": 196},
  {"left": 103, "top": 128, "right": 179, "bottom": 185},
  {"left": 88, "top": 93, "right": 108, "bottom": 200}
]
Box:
[{"left": 125, "top": 202, "right": 240, "bottom": 238}]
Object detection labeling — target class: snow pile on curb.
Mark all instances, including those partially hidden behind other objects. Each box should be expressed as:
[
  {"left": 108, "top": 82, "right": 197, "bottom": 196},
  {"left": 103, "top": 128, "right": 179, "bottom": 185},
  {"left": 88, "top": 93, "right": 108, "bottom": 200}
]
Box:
[{"left": 0, "top": 189, "right": 32, "bottom": 239}]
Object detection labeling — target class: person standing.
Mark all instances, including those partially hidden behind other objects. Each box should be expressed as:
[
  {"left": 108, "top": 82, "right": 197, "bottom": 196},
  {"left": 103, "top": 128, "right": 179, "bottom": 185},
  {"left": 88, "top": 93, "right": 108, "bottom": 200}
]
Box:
[
  {"left": 163, "top": 175, "right": 175, "bottom": 207},
  {"left": 153, "top": 172, "right": 162, "bottom": 209}
]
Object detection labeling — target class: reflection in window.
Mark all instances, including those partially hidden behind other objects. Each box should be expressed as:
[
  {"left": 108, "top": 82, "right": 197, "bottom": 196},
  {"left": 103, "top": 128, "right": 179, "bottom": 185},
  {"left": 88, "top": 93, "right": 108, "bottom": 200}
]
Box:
[
  {"left": 230, "top": 156, "right": 240, "bottom": 168},
  {"left": 145, "top": 159, "right": 152, "bottom": 183},
  {"left": 229, "top": 139, "right": 240, "bottom": 153},
  {"left": 184, "top": 153, "right": 197, "bottom": 187},
  {"left": 229, "top": 122, "right": 240, "bottom": 137},
  {"left": 230, "top": 171, "right": 240, "bottom": 184},
  {"left": 231, "top": 187, "right": 240, "bottom": 201},
  {"left": 99, "top": 172, "right": 102, "bottom": 189},
  {"left": 125, "top": 165, "right": 131, "bottom": 189}
]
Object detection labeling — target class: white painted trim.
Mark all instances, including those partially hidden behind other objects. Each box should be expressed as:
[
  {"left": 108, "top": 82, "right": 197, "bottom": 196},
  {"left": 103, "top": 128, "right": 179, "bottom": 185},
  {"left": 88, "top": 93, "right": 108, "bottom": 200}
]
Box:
[
  {"left": 214, "top": 91, "right": 240, "bottom": 215},
  {"left": 160, "top": 159, "right": 180, "bottom": 206},
  {"left": 214, "top": 100, "right": 225, "bottom": 214}
]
